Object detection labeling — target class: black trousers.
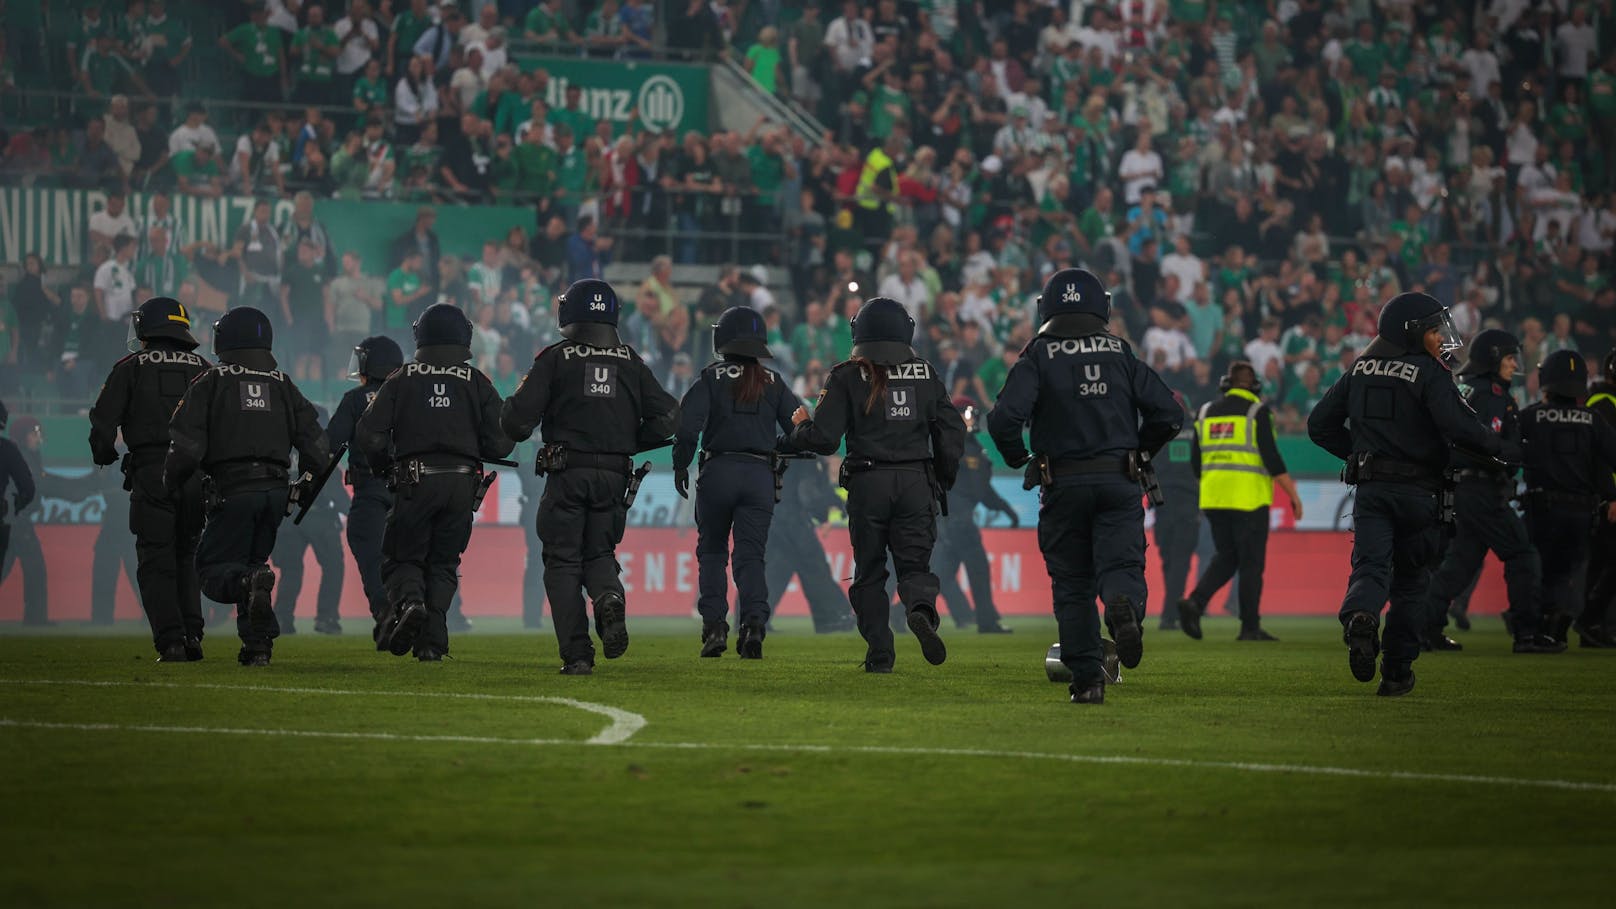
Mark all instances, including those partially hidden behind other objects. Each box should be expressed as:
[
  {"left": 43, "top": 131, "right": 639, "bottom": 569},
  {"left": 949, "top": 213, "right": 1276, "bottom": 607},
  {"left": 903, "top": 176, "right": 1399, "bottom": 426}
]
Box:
[
  {"left": 196, "top": 485, "right": 289, "bottom": 654},
  {"left": 1, "top": 520, "right": 48, "bottom": 623},
  {"left": 128, "top": 466, "right": 204, "bottom": 650},
  {"left": 91, "top": 496, "right": 139, "bottom": 625},
  {"left": 1338, "top": 482, "right": 1444, "bottom": 666},
  {"left": 1525, "top": 500, "right": 1592, "bottom": 630},
  {"left": 1038, "top": 479, "right": 1148, "bottom": 687},
  {"left": 346, "top": 479, "right": 391, "bottom": 624},
  {"left": 1153, "top": 503, "right": 1199, "bottom": 622},
  {"left": 271, "top": 506, "right": 345, "bottom": 627},
  {"left": 518, "top": 471, "right": 547, "bottom": 628},
  {"left": 765, "top": 508, "right": 853, "bottom": 631},
  {"left": 1425, "top": 478, "right": 1540, "bottom": 636},
  {"left": 932, "top": 514, "right": 1004, "bottom": 629},
  {"left": 380, "top": 473, "right": 478, "bottom": 655},
  {"left": 538, "top": 467, "right": 629, "bottom": 666},
  {"left": 1190, "top": 507, "right": 1269, "bottom": 631},
  {"left": 1586, "top": 519, "right": 1616, "bottom": 627},
  {"left": 844, "top": 469, "right": 939, "bottom": 665},
  {"left": 695, "top": 458, "right": 776, "bottom": 629}
]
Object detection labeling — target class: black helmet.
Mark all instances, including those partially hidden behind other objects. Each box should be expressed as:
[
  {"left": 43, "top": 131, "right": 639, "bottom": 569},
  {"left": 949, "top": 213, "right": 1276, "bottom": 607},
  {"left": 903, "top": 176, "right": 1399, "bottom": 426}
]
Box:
[
  {"left": 413, "top": 302, "right": 473, "bottom": 350},
  {"left": 1036, "top": 268, "right": 1111, "bottom": 335},
  {"left": 348, "top": 335, "right": 404, "bottom": 381},
  {"left": 558, "top": 278, "right": 623, "bottom": 348},
  {"left": 128, "top": 296, "right": 199, "bottom": 351},
  {"left": 1459, "top": 328, "right": 1520, "bottom": 377},
  {"left": 713, "top": 306, "right": 772, "bottom": 359},
  {"left": 213, "top": 307, "right": 273, "bottom": 355},
  {"left": 850, "top": 297, "right": 915, "bottom": 364},
  {"left": 1377, "top": 292, "right": 1461, "bottom": 355},
  {"left": 1603, "top": 349, "right": 1616, "bottom": 384},
  {"left": 1539, "top": 350, "right": 1589, "bottom": 400}
]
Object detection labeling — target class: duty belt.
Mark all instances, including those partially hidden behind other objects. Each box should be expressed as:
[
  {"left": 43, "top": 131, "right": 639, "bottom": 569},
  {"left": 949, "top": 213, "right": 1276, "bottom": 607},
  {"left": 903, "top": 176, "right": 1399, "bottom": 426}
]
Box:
[
  {"left": 842, "top": 458, "right": 929, "bottom": 474},
  {"left": 1450, "top": 468, "right": 1508, "bottom": 484},
  {"left": 206, "top": 460, "right": 289, "bottom": 491},
  {"left": 1049, "top": 456, "right": 1129, "bottom": 477},
  {"left": 121, "top": 445, "right": 169, "bottom": 470},
  {"left": 698, "top": 450, "right": 771, "bottom": 468}
]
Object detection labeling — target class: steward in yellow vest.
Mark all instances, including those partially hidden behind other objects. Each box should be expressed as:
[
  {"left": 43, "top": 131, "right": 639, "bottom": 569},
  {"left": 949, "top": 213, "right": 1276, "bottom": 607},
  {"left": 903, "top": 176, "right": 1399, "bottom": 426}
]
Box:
[
  {"left": 1177, "top": 361, "right": 1300, "bottom": 642},
  {"left": 1578, "top": 349, "right": 1616, "bottom": 646}
]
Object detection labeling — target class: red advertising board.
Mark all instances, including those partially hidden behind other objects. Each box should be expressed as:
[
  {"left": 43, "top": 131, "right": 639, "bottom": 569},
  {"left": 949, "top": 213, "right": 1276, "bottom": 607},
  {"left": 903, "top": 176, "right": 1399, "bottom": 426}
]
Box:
[{"left": 0, "top": 526, "right": 1514, "bottom": 622}]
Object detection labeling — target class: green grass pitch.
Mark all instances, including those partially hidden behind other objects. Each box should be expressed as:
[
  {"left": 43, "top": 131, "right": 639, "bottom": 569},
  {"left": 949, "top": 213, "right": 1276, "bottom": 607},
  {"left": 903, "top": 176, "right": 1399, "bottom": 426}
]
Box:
[{"left": 1, "top": 615, "right": 1612, "bottom": 908}]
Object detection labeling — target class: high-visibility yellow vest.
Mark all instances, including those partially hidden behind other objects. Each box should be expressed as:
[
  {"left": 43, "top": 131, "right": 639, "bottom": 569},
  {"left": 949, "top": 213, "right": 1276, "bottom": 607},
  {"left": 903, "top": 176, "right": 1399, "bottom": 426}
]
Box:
[
  {"left": 1197, "top": 388, "right": 1273, "bottom": 510},
  {"left": 855, "top": 148, "right": 894, "bottom": 212},
  {"left": 1589, "top": 391, "right": 1616, "bottom": 483}
]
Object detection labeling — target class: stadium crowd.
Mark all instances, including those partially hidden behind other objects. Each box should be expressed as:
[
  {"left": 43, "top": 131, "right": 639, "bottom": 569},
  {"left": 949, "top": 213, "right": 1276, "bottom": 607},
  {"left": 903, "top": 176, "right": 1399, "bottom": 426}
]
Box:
[{"left": 2, "top": 0, "right": 1615, "bottom": 423}]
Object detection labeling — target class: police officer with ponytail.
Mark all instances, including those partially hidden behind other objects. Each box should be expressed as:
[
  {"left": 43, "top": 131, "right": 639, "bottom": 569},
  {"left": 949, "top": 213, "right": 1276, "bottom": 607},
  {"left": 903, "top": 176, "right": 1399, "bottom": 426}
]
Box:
[
  {"left": 1177, "top": 361, "right": 1299, "bottom": 643},
  {"left": 326, "top": 335, "right": 405, "bottom": 643},
  {"left": 1420, "top": 330, "right": 1558, "bottom": 653},
  {"left": 987, "top": 269, "right": 1181, "bottom": 705},
  {"left": 1583, "top": 350, "right": 1616, "bottom": 646},
  {"left": 88, "top": 297, "right": 210, "bottom": 661},
  {"left": 1307, "top": 293, "right": 1504, "bottom": 696},
  {"left": 1520, "top": 350, "right": 1616, "bottom": 648},
  {"left": 164, "top": 307, "right": 330, "bottom": 667},
  {"left": 673, "top": 307, "right": 803, "bottom": 660},
  {"left": 501, "top": 280, "right": 680, "bottom": 675},
  {"left": 357, "top": 304, "right": 514, "bottom": 661},
  {"left": 788, "top": 297, "right": 965, "bottom": 672}
]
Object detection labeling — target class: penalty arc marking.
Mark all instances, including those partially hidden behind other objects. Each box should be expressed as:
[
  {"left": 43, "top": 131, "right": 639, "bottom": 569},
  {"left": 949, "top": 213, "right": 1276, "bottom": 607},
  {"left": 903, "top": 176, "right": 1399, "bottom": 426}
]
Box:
[{"left": 1, "top": 679, "right": 1613, "bottom": 794}]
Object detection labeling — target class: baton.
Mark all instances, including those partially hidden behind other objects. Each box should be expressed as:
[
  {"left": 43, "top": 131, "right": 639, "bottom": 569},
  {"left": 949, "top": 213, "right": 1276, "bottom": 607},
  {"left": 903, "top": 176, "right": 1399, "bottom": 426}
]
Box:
[{"left": 292, "top": 443, "right": 348, "bottom": 525}]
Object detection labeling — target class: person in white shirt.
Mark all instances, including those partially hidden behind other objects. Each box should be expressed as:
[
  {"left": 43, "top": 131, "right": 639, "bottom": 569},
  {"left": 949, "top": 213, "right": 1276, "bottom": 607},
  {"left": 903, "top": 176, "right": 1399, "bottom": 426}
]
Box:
[
  {"left": 1243, "top": 318, "right": 1284, "bottom": 382},
  {"left": 1555, "top": 8, "right": 1597, "bottom": 81},
  {"left": 460, "top": 4, "right": 499, "bottom": 48},
  {"left": 265, "top": 0, "right": 299, "bottom": 33},
  {"left": 394, "top": 55, "right": 440, "bottom": 139},
  {"left": 333, "top": 0, "right": 380, "bottom": 78},
  {"left": 95, "top": 235, "right": 139, "bottom": 321},
  {"left": 1159, "top": 234, "right": 1205, "bottom": 303},
  {"left": 89, "top": 192, "right": 138, "bottom": 255},
  {"left": 1504, "top": 104, "right": 1539, "bottom": 167},
  {"left": 1578, "top": 196, "right": 1616, "bottom": 253},
  {"left": 471, "top": 30, "right": 508, "bottom": 80},
  {"left": 876, "top": 252, "right": 932, "bottom": 326},
  {"left": 450, "top": 49, "right": 488, "bottom": 113},
  {"left": 167, "top": 103, "right": 220, "bottom": 155},
  {"left": 1117, "top": 132, "right": 1164, "bottom": 205},
  {"left": 1460, "top": 34, "right": 1500, "bottom": 99},
  {"left": 823, "top": 1, "right": 873, "bottom": 72},
  {"left": 1141, "top": 304, "right": 1197, "bottom": 372},
  {"left": 103, "top": 95, "right": 142, "bottom": 176}
]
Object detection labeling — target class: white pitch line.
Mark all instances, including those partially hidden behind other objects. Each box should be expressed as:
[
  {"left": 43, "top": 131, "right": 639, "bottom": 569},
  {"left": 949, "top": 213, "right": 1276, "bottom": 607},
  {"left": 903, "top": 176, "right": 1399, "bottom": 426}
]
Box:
[
  {"left": 1, "top": 714, "right": 1613, "bottom": 795},
  {"left": 0, "top": 678, "right": 645, "bottom": 746}
]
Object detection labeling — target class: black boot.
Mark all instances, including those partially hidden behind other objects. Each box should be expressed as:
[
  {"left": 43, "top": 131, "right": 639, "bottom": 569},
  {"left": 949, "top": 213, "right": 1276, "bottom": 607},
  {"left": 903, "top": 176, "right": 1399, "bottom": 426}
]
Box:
[
  {"left": 1427, "top": 632, "right": 1462, "bottom": 651},
  {"left": 1574, "top": 622, "right": 1616, "bottom": 648},
  {"left": 1101, "top": 639, "right": 1121, "bottom": 685},
  {"left": 1343, "top": 611, "right": 1380, "bottom": 683},
  {"left": 184, "top": 636, "right": 204, "bottom": 662},
  {"left": 1106, "top": 596, "right": 1143, "bottom": 668},
  {"left": 700, "top": 621, "right": 729, "bottom": 658},
  {"left": 906, "top": 607, "right": 947, "bottom": 666},
  {"left": 379, "top": 600, "right": 427, "bottom": 657},
  {"left": 1069, "top": 679, "right": 1105, "bottom": 704},
  {"left": 1513, "top": 634, "right": 1568, "bottom": 654},
  {"left": 156, "top": 641, "right": 191, "bottom": 663},
  {"left": 558, "top": 660, "right": 593, "bottom": 675},
  {"left": 737, "top": 620, "right": 764, "bottom": 660},
  {"left": 594, "top": 592, "right": 629, "bottom": 659},
  {"left": 1176, "top": 597, "right": 1203, "bottom": 640},
  {"left": 1375, "top": 660, "right": 1415, "bottom": 698}
]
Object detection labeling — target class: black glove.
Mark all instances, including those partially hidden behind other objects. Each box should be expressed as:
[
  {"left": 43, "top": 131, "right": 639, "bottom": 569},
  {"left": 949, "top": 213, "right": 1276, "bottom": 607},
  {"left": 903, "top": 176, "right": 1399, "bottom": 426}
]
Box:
[{"left": 674, "top": 468, "right": 690, "bottom": 499}]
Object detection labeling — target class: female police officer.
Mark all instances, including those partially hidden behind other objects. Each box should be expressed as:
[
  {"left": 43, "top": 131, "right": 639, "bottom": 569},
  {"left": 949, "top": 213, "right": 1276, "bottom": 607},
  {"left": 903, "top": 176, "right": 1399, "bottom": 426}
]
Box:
[
  {"left": 673, "top": 307, "right": 803, "bottom": 660},
  {"left": 788, "top": 297, "right": 965, "bottom": 672}
]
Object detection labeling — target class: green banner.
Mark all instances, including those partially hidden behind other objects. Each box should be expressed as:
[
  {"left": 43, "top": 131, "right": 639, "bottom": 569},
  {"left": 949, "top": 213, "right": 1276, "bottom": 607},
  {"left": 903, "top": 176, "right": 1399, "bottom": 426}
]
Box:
[
  {"left": 515, "top": 56, "right": 710, "bottom": 135},
  {"left": 0, "top": 187, "right": 534, "bottom": 274}
]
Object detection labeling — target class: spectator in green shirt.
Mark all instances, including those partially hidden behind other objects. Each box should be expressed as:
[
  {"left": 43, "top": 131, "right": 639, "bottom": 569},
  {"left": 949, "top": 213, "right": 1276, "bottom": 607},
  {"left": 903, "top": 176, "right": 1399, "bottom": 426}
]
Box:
[
  {"left": 291, "top": 3, "right": 340, "bottom": 106},
  {"left": 132, "top": 225, "right": 189, "bottom": 299},
  {"left": 790, "top": 299, "right": 838, "bottom": 369},
  {"left": 170, "top": 142, "right": 223, "bottom": 197},
  {"left": 746, "top": 128, "right": 795, "bottom": 211},
  {"left": 546, "top": 85, "right": 596, "bottom": 142},
  {"left": 524, "top": 0, "right": 572, "bottom": 46},
  {"left": 386, "top": 249, "right": 430, "bottom": 330},
  {"left": 352, "top": 57, "right": 389, "bottom": 116},
  {"left": 388, "top": 0, "right": 432, "bottom": 76},
  {"left": 1277, "top": 363, "right": 1325, "bottom": 433},
  {"left": 140, "top": 0, "right": 191, "bottom": 96},
  {"left": 218, "top": 3, "right": 285, "bottom": 103},
  {"left": 745, "top": 27, "right": 783, "bottom": 95},
  {"left": 79, "top": 33, "right": 148, "bottom": 109},
  {"left": 513, "top": 126, "right": 558, "bottom": 201}
]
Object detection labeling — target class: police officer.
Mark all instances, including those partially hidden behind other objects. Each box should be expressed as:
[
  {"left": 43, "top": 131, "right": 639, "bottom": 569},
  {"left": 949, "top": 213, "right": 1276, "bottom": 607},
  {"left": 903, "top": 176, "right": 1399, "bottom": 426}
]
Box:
[
  {"left": 0, "top": 415, "right": 48, "bottom": 624},
  {"left": 932, "top": 397, "right": 1016, "bottom": 634},
  {"left": 987, "top": 269, "right": 1181, "bottom": 705},
  {"left": 1421, "top": 330, "right": 1555, "bottom": 653},
  {"left": 515, "top": 444, "right": 548, "bottom": 629},
  {"left": 1521, "top": 350, "right": 1616, "bottom": 648},
  {"left": 87, "top": 297, "right": 211, "bottom": 659},
  {"left": 1307, "top": 293, "right": 1503, "bottom": 696},
  {"left": 271, "top": 405, "right": 347, "bottom": 635},
  {"left": 89, "top": 462, "right": 139, "bottom": 625},
  {"left": 326, "top": 335, "right": 405, "bottom": 643},
  {"left": 1178, "top": 362, "right": 1300, "bottom": 643},
  {"left": 1583, "top": 350, "right": 1616, "bottom": 646},
  {"left": 1152, "top": 393, "right": 1197, "bottom": 631},
  {"left": 765, "top": 456, "right": 857, "bottom": 633},
  {"left": 789, "top": 297, "right": 966, "bottom": 672},
  {"left": 165, "top": 307, "right": 330, "bottom": 667},
  {"left": 672, "top": 307, "right": 802, "bottom": 659},
  {"left": 357, "top": 303, "right": 514, "bottom": 661},
  {"left": 500, "top": 280, "right": 680, "bottom": 675},
  {"left": 0, "top": 401, "right": 36, "bottom": 591}
]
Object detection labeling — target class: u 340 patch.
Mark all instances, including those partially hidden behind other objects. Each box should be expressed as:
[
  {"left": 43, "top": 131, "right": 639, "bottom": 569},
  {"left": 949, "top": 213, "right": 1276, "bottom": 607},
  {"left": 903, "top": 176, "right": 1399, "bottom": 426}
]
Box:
[{"left": 239, "top": 380, "right": 273, "bottom": 412}]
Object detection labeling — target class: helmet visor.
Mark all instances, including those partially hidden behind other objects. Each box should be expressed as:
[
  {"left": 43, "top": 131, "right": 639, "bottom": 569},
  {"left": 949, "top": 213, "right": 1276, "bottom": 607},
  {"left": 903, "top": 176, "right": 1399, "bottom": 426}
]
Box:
[
  {"left": 1433, "top": 311, "right": 1464, "bottom": 355},
  {"left": 347, "top": 347, "right": 365, "bottom": 379},
  {"left": 126, "top": 314, "right": 141, "bottom": 352}
]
